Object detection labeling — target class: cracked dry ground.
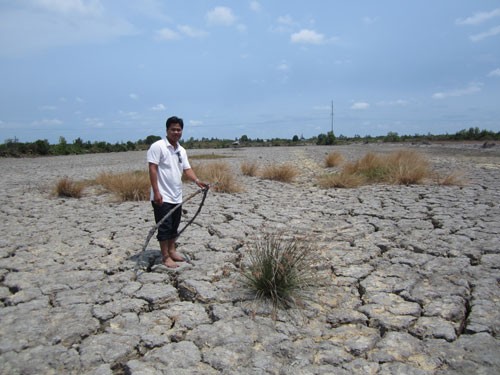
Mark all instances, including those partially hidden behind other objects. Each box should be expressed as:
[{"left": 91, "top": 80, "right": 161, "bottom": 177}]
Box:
[{"left": 0, "top": 144, "right": 499, "bottom": 374}]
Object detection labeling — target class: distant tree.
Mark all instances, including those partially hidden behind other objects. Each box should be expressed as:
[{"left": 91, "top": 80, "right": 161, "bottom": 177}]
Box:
[
  {"left": 292, "top": 135, "right": 299, "bottom": 142},
  {"left": 384, "top": 132, "right": 400, "bottom": 142},
  {"left": 144, "top": 135, "right": 161, "bottom": 145},
  {"left": 34, "top": 139, "right": 50, "bottom": 155},
  {"left": 55, "top": 136, "right": 70, "bottom": 155}
]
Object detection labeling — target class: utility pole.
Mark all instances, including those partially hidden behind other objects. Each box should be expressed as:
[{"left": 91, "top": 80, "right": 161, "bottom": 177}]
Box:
[{"left": 330, "top": 100, "right": 334, "bottom": 135}]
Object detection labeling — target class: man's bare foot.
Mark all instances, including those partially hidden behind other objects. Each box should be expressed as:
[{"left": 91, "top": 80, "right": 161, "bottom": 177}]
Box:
[
  {"left": 169, "top": 252, "right": 186, "bottom": 262},
  {"left": 163, "top": 257, "right": 179, "bottom": 268}
]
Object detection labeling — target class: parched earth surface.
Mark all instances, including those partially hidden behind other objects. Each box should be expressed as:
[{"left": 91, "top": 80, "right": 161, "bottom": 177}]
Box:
[{"left": 0, "top": 143, "right": 499, "bottom": 374}]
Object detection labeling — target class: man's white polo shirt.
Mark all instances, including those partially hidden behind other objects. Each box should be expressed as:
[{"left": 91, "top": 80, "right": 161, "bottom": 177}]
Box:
[{"left": 147, "top": 138, "right": 191, "bottom": 204}]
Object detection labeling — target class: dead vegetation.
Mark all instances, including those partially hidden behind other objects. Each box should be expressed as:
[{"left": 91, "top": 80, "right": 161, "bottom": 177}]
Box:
[
  {"left": 191, "top": 161, "right": 243, "bottom": 193},
  {"left": 324, "top": 151, "right": 344, "bottom": 168},
  {"left": 260, "top": 163, "right": 298, "bottom": 183},
  {"left": 317, "top": 150, "right": 463, "bottom": 188}
]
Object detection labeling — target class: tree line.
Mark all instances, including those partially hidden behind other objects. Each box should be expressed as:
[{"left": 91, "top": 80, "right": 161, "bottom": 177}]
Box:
[{"left": 1, "top": 127, "right": 498, "bottom": 157}]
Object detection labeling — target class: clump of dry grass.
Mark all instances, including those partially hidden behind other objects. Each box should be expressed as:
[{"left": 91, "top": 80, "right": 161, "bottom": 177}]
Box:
[
  {"left": 54, "top": 177, "right": 85, "bottom": 198},
  {"left": 324, "top": 151, "right": 344, "bottom": 168},
  {"left": 241, "top": 232, "right": 318, "bottom": 313},
  {"left": 193, "top": 161, "right": 242, "bottom": 193},
  {"left": 190, "top": 154, "right": 229, "bottom": 160},
  {"left": 317, "top": 172, "right": 365, "bottom": 189},
  {"left": 241, "top": 161, "right": 259, "bottom": 176},
  {"left": 385, "top": 150, "right": 430, "bottom": 185},
  {"left": 434, "top": 171, "right": 465, "bottom": 186},
  {"left": 95, "top": 170, "right": 150, "bottom": 201},
  {"left": 318, "top": 150, "right": 434, "bottom": 188},
  {"left": 260, "top": 163, "right": 298, "bottom": 183},
  {"left": 344, "top": 150, "right": 430, "bottom": 185}
]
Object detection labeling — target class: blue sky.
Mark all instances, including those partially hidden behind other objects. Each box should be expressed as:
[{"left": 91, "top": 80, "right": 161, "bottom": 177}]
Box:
[{"left": 1, "top": 1, "right": 499, "bottom": 144}]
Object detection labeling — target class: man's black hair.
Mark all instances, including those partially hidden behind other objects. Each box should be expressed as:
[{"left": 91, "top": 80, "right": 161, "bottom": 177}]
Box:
[{"left": 166, "top": 116, "right": 184, "bottom": 129}]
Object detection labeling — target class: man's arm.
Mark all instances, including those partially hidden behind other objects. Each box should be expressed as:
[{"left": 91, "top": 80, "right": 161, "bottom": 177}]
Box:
[
  {"left": 184, "top": 168, "right": 207, "bottom": 189},
  {"left": 148, "top": 162, "right": 163, "bottom": 205}
]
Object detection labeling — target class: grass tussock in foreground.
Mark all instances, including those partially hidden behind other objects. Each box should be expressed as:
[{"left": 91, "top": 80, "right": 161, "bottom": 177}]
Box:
[
  {"left": 318, "top": 150, "right": 432, "bottom": 188},
  {"left": 260, "top": 163, "right": 298, "bottom": 183},
  {"left": 241, "top": 232, "right": 318, "bottom": 314},
  {"left": 54, "top": 177, "right": 86, "bottom": 198},
  {"left": 192, "top": 161, "right": 242, "bottom": 193},
  {"left": 95, "top": 170, "right": 150, "bottom": 201}
]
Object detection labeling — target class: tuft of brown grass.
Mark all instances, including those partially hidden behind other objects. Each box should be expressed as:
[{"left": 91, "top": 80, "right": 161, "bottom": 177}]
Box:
[
  {"left": 324, "top": 151, "right": 344, "bottom": 168},
  {"left": 241, "top": 161, "right": 259, "bottom": 176},
  {"left": 435, "top": 171, "right": 465, "bottom": 186},
  {"left": 317, "top": 172, "right": 365, "bottom": 189},
  {"left": 343, "top": 152, "right": 389, "bottom": 183},
  {"left": 193, "top": 161, "right": 242, "bottom": 193},
  {"left": 190, "top": 154, "right": 229, "bottom": 160},
  {"left": 318, "top": 150, "right": 436, "bottom": 188},
  {"left": 260, "top": 163, "right": 298, "bottom": 183},
  {"left": 54, "top": 177, "right": 85, "bottom": 198},
  {"left": 385, "top": 150, "right": 430, "bottom": 185},
  {"left": 95, "top": 170, "right": 150, "bottom": 201},
  {"left": 343, "top": 150, "right": 430, "bottom": 185}
]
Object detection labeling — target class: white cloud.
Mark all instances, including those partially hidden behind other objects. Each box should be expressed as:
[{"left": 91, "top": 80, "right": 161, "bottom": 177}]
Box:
[
  {"left": 178, "top": 25, "right": 208, "bottom": 38},
  {"left": 376, "top": 99, "right": 408, "bottom": 107},
  {"left": 291, "top": 29, "right": 325, "bottom": 44},
  {"left": 118, "top": 110, "right": 138, "bottom": 118},
  {"left": 32, "top": 0, "right": 104, "bottom": 16},
  {"left": 363, "top": 16, "right": 377, "bottom": 25},
  {"left": 0, "top": 2, "right": 137, "bottom": 57},
  {"left": 32, "top": 118, "right": 63, "bottom": 126},
  {"left": 151, "top": 104, "right": 166, "bottom": 111},
  {"left": 469, "top": 25, "right": 500, "bottom": 42},
  {"left": 249, "top": 1, "right": 261, "bottom": 12},
  {"left": 488, "top": 68, "right": 500, "bottom": 77},
  {"left": 432, "top": 83, "right": 482, "bottom": 99},
  {"left": 39, "top": 105, "right": 57, "bottom": 111},
  {"left": 456, "top": 8, "right": 500, "bottom": 25},
  {"left": 270, "top": 15, "right": 297, "bottom": 33},
  {"left": 75, "top": 97, "right": 84, "bottom": 103},
  {"left": 129, "top": 93, "right": 139, "bottom": 100},
  {"left": 206, "top": 6, "right": 236, "bottom": 26},
  {"left": 156, "top": 28, "right": 180, "bottom": 41},
  {"left": 85, "top": 117, "right": 104, "bottom": 127},
  {"left": 277, "top": 62, "right": 290, "bottom": 71},
  {"left": 189, "top": 120, "right": 203, "bottom": 126},
  {"left": 351, "top": 102, "right": 370, "bottom": 110}
]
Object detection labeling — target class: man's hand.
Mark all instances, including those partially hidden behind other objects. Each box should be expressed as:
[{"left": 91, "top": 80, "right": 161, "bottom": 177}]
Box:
[
  {"left": 195, "top": 179, "right": 209, "bottom": 190},
  {"left": 153, "top": 191, "right": 163, "bottom": 206}
]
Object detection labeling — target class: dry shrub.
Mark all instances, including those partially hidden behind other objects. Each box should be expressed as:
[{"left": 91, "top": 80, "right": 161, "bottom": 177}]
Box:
[
  {"left": 95, "top": 170, "right": 150, "bottom": 201},
  {"left": 260, "top": 163, "right": 298, "bottom": 183},
  {"left": 317, "top": 172, "right": 365, "bottom": 189},
  {"left": 54, "top": 177, "right": 85, "bottom": 198},
  {"left": 324, "top": 151, "right": 344, "bottom": 168},
  {"left": 241, "top": 232, "right": 318, "bottom": 313},
  {"left": 194, "top": 161, "right": 242, "bottom": 193},
  {"left": 241, "top": 161, "right": 259, "bottom": 176}
]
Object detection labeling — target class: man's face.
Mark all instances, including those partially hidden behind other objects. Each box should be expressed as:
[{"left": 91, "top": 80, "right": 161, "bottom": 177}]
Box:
[{"left": 167, "top": 123, "right": 183, "bottom": 143}]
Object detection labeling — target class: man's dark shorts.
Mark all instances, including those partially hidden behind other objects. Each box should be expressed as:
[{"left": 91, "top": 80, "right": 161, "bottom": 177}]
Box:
[{"left": 151, "top": 202, "right": 182, "bottom": 241}]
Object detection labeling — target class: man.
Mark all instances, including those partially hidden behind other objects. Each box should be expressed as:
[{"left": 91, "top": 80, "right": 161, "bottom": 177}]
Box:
[{"left": 147, "top": 116, "right": 206, "bottom": 268}]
